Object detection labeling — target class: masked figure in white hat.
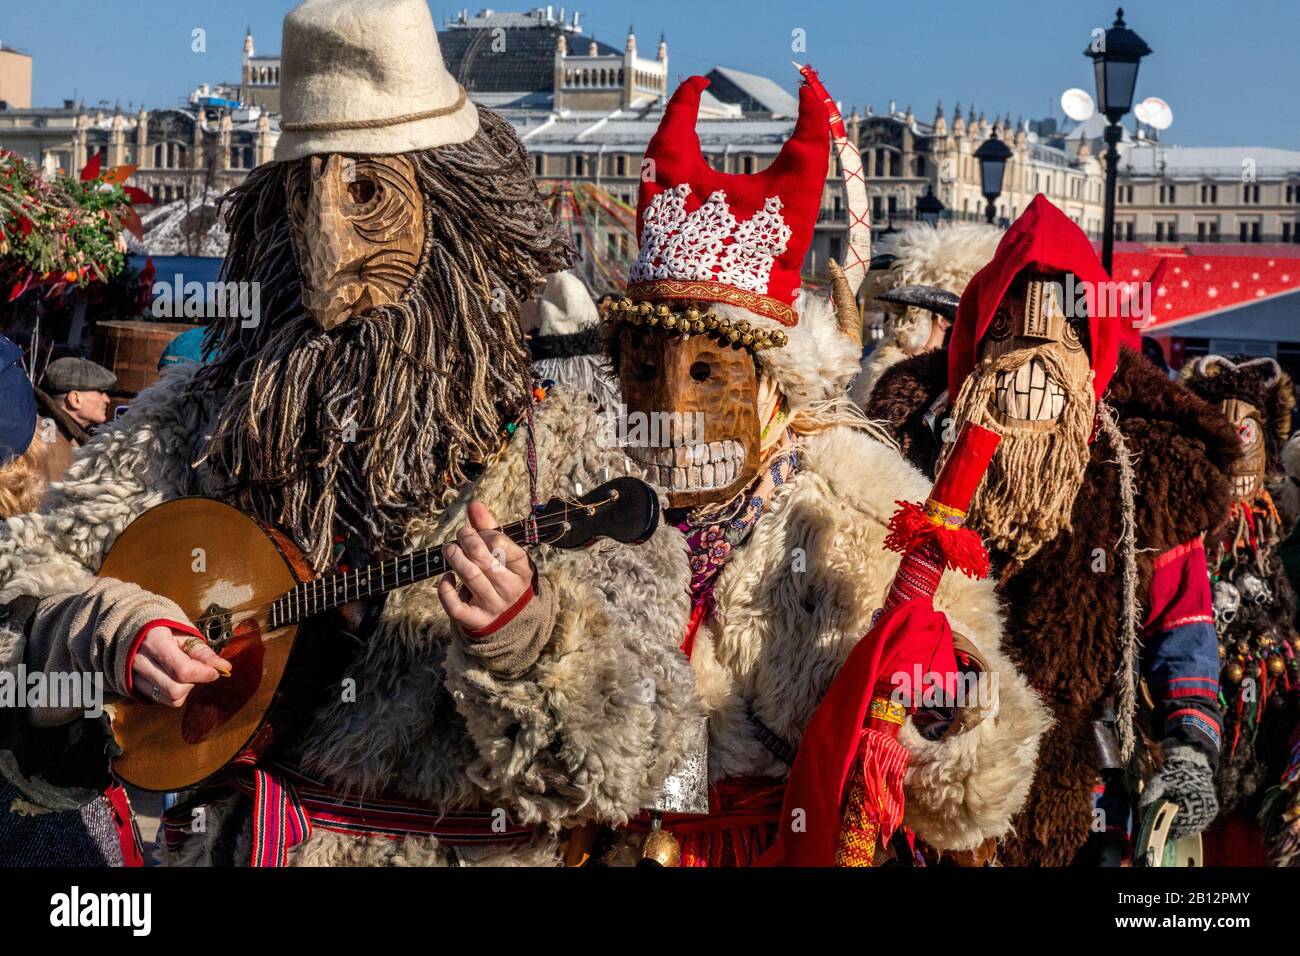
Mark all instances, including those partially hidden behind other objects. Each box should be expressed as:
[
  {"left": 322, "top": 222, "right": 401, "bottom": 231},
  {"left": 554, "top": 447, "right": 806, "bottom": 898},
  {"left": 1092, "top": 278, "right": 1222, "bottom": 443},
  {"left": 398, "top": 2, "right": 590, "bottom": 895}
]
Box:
[
  {"left": 0, "top": 0, "right": 703, "bottom": 867},
  {"left": 852, "top": 221, "right": 1002, "bottom": 406},
  {"left": 521, "top": 270, "right": 622, "bottom": 412}
]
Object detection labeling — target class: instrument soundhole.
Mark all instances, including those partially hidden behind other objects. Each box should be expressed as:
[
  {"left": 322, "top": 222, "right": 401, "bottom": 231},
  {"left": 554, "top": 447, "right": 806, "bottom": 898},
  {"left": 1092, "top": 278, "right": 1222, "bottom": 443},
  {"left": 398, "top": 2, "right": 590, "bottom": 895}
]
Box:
[
  {"left": 181, "top": 618, "right": 265, "bottom": 745},
  {"left": 201, "top": 603, "right": 233, "bottom": 651}
]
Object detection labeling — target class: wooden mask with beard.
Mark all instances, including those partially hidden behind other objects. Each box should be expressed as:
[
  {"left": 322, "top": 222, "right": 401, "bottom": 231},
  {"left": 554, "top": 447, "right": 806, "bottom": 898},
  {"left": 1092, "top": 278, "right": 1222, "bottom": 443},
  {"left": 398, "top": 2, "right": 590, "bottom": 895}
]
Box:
[
  {"left": 949, "top": 270, "right": 1098, "bottom": 562},
  {"left": 978, "top": 272, "right": 1093, "bottom": 428},
  {"left": 614, "top": 322, "right": 760, "bottom": 510},
  {"left": 286, "top": 154, "right": 426, "bottom": 331}
]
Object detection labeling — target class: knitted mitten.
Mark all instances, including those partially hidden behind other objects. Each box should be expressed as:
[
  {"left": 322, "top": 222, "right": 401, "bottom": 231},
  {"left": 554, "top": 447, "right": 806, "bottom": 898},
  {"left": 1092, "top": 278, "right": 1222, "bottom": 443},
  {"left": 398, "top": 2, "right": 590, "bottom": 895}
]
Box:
[{"left": 1142, "top": 744, "right": 1219, "bottom": 840}]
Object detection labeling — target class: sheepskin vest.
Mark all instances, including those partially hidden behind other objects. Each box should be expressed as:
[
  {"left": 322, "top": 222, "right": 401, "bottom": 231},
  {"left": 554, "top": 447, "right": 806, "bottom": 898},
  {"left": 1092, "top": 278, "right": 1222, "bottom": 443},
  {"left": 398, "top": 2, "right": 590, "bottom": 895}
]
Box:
[{"left": 865, "top": 348, "right": 1236, "bottom": 865}]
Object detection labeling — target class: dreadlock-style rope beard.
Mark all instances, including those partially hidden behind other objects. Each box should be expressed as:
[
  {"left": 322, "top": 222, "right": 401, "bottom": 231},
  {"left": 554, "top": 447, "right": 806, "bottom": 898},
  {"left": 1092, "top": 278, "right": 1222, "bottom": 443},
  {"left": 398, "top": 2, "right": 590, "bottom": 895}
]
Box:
[
  {"left": 191, "top": 108, "right": 571, "bottom": 571},
  {"left": 946, "top": 347, "right": 1096, "bottom": 564}
]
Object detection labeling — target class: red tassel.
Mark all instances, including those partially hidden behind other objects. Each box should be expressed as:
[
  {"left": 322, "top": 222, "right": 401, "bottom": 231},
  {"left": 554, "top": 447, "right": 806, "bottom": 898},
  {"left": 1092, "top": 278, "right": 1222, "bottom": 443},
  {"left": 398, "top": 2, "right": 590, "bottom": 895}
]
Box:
[
  {"left": 835, "top": 727, "right": 909, "bottom": 866},
  {"left": 883, "top": 500, "right": 991, "bottom": 579}
]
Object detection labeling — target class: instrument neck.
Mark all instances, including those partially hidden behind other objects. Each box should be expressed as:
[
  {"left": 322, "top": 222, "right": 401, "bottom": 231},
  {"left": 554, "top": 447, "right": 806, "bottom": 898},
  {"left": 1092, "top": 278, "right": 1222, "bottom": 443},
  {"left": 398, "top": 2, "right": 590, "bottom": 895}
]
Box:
[{"left": 269, "top": 515, "right": 544, "bottom": 627}]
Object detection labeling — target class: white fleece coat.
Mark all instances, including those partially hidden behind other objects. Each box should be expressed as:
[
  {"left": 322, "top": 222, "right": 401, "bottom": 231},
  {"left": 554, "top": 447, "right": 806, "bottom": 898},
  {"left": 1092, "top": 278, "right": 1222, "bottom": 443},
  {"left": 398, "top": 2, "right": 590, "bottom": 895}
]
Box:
[
  {"left": 652, "top": 420, "right": 1051, "bottom": 853},
  {"left": 0, "top": 368, "right": 699, "bottom": 866}
]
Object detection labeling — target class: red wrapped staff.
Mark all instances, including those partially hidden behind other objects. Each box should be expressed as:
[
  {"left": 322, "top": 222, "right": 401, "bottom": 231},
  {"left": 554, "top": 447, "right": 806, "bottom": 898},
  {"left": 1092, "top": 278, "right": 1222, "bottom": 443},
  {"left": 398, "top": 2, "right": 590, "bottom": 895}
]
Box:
[{"left": 760, "top": 422, "right": 1001, "bottom": 867}]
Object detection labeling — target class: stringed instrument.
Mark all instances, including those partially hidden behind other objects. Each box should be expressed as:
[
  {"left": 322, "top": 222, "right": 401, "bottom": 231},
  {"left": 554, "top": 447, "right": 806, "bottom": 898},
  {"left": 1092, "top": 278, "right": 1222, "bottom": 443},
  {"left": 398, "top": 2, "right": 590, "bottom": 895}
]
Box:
[{"left": 98, "top": 476, "right": 660, "bottom": 791}]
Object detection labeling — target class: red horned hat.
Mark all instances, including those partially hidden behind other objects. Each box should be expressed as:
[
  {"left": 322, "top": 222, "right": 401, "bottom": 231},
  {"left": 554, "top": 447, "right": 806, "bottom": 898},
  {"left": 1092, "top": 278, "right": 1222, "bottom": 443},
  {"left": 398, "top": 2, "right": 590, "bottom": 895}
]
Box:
[
  {"left": 628, "top": 76, "right": 829, "bottom": 328},
  {"left": 948, "top": 194, "right": 1131, "bottom": 403}
]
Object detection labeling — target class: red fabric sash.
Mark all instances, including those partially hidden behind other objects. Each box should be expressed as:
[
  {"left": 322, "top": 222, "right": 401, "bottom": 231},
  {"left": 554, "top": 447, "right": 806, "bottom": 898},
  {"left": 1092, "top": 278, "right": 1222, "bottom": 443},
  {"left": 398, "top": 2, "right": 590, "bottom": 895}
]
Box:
[
  {"left": 628, "top": 778, "right": 786, "bottom": 867},
  {"left": 163, "top": 756, "right": 538, "bottom": 866},
  {"left": 758, "top": 599, "right": 955, "bottom": 866},
  {"left": 103, "top": 783, "right": 144, "bottom": 868}
]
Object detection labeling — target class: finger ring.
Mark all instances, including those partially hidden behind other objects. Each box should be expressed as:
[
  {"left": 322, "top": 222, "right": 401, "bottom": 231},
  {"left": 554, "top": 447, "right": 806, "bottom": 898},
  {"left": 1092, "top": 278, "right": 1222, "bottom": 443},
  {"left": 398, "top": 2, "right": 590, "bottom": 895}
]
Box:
[
  {"left": 180, "top": 636, "right": 205, "bottom": 655},
  {"left": 152, "top": 683, "right": 161, "bottom": 702}
]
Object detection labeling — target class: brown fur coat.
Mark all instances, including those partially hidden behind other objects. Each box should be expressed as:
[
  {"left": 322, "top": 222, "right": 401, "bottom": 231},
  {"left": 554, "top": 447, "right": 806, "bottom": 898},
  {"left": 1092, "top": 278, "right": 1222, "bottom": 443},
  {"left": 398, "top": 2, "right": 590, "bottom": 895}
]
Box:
[{"left": 864, "top": 348, "right": 1238, "bottom": 865}]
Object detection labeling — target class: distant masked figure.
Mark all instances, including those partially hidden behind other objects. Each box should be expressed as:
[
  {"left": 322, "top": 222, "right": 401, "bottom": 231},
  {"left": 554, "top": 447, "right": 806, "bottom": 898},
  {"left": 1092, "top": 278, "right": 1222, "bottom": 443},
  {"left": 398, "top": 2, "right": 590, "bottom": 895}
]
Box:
[
  {"left": 521, "top": 270, "right": 621, "bottom": 412},
  {"left": 1181, "top": 355, "right": 1299, "bottom": 865}
]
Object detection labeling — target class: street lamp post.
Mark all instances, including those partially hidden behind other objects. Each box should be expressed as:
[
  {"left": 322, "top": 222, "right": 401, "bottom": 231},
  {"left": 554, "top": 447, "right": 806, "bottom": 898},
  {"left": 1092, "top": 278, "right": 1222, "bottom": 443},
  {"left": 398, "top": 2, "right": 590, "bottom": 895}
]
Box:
[
  {"left": 1085, "top": 7, "right": 1152, "bottom": 273},
  {"left": 916, "top": 185, "right": 945, "bottom": 227},
  {"left": 974, "top": 131, "right": 1012, "bottom": 225}
]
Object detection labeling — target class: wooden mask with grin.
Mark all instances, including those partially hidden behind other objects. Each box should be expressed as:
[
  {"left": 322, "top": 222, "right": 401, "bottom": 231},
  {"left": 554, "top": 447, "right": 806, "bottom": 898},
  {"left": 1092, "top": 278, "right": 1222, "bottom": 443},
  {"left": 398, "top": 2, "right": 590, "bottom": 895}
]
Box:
[
  {"left": 287, "top": 153, "right": 426, "bottom": 331},
  {"left": 977, "top": 271, "right": 1093, "bottom": 429},
  {"left": 615, "top": 322, "right": 760, "bottom": 509}
]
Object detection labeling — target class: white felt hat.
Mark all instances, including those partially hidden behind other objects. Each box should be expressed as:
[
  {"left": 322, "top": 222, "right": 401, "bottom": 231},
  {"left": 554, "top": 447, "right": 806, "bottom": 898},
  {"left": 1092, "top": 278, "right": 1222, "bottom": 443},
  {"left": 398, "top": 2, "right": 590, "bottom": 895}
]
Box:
[
  {"left": 274, "top": 0, "right": 480, "bottom": 162},
  {"left": 531, "top": 271, "right": 600, "bottom": 337}
]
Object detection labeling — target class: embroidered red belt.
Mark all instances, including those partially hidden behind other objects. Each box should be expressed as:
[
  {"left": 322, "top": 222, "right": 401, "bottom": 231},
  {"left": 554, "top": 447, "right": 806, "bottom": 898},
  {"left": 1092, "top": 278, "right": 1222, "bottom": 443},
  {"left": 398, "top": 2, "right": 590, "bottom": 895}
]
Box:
[
  {"left": 625, "top": 778, "right": 785, "bottom": 867},
  {"left": 162, "top": 755, "right": 537, "bottom": 867}
]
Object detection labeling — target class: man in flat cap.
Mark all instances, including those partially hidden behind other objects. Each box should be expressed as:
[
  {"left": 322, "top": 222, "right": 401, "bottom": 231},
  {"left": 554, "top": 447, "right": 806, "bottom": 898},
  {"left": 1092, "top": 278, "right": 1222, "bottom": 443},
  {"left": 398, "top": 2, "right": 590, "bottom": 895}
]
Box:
[{"left": 37, "top": 356, "right": 117, "bottom": 482}]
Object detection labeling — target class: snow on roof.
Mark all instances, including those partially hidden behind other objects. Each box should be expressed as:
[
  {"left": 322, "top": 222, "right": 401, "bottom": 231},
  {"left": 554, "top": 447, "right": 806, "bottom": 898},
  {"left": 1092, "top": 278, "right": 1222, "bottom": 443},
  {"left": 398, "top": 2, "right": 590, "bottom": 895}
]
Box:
[
  {"left": 707, "top": 66, "right": 799, "bottom": 117},
  {"left": 699, "top": 89, "right": 742, "bottom": 118},
  {"left": 1121, "top": 143, "right": 1300, "bottom": 177},
  {"left": 515, "top": 111, "right": 796, "bottom": 154},
  {"left": 132, "top": 195, "right": 231, "bottom": 258}
]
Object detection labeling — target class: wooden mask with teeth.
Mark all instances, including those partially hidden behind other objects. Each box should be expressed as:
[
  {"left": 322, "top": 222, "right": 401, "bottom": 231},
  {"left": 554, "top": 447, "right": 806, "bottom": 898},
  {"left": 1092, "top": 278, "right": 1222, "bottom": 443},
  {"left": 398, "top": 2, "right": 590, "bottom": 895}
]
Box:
[
  {"left": 287, "top": 154, "right": 426, "bottom": 332},
  {"left": 977, "top": 271, "right": 1093, "bottom": 427},
  {"left": 1220, "top": 398, "right": 1267, "bottom": 501},
  {"left": 614, "top": 323, "right": 760, "bottom": 509}
]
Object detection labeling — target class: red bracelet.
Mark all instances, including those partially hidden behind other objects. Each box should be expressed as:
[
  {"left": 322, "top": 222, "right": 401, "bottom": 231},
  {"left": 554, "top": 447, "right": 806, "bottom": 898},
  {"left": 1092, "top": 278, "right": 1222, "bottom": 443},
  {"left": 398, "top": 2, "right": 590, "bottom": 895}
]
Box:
[{"left": 464, "top": 580, "right": 537, "bottom": 639}]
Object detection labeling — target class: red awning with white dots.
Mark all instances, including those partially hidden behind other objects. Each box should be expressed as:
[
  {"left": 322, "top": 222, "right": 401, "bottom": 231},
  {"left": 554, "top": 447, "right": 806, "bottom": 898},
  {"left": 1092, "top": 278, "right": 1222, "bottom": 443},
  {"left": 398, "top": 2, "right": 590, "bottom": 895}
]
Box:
[{"left": 1105, "top": 243, "right": 1300, "bottom": 332}]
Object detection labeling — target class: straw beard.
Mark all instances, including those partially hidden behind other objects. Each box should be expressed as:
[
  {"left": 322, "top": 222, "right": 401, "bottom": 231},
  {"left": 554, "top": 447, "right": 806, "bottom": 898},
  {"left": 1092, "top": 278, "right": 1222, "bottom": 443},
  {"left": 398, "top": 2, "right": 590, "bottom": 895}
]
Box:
[
  {"left": 946, "top": 347, "right": 1096, "bottom": 564},
  {"left": 191, "top": 107, "right": 571, "bottom": 571}
]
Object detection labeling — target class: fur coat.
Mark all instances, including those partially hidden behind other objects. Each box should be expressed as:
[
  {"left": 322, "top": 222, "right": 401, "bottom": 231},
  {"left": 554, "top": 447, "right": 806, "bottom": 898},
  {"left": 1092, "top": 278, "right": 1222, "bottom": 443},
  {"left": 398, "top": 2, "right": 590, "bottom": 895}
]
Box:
[
  {"left": 864, "top": 348, "right": 1238, "bottom": 864},
  {"left": 0, "top": 366, "right": 699, "bottom": 866},
  {"left": 686, "top": 421, "right": 1050, "bottom": 853}
]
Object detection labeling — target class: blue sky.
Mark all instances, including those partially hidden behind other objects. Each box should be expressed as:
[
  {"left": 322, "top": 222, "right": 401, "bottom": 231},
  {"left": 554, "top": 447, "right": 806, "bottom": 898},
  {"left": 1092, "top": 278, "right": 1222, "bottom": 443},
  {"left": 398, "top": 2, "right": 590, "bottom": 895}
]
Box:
[{"left": 3, "top": 0, "right": 1297, "bottom": 148}]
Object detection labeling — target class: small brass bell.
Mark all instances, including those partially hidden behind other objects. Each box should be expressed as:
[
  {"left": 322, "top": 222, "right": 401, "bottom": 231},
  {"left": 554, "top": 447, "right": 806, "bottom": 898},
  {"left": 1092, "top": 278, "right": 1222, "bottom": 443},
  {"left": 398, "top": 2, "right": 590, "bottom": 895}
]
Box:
[
  {"left": 1225, "top": 661, "right": 1245, "bottom": 683},
  {"left": 1268, "top": 655, "right": 1286, "bottom": 677},
  {"left": 637, "top": 816, "right": 681, "bottom": 868}
]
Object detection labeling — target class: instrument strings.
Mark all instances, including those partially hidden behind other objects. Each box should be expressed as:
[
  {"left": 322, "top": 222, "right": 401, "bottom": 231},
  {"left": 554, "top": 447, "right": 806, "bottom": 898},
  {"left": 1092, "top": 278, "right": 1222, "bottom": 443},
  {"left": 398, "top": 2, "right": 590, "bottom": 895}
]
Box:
[{"left": 188, "top": 493, "right": 613, "bottom": 632}]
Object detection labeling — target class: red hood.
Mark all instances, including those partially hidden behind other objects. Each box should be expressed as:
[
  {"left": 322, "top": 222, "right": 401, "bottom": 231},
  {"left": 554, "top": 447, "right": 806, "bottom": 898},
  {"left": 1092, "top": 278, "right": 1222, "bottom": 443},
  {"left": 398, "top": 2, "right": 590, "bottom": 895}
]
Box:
[{"left": 949, "top": 194, "right": 1129, "bottom": 402}]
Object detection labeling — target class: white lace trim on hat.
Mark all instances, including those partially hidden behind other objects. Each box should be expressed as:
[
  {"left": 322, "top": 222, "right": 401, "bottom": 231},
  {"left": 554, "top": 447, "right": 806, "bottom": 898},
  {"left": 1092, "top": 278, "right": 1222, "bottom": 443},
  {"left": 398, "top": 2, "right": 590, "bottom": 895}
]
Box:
[{"left": 630, "top": 184, "right": 791, "bottom": 295}]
